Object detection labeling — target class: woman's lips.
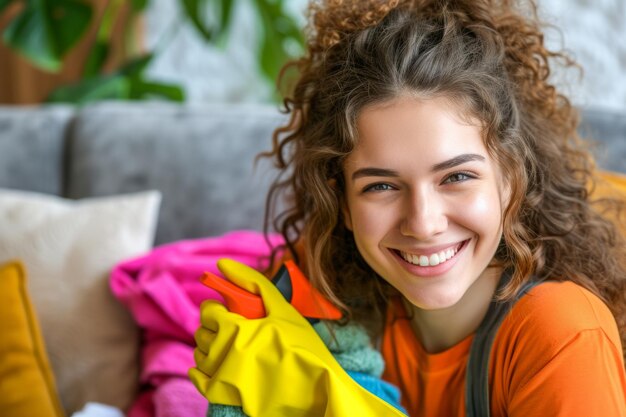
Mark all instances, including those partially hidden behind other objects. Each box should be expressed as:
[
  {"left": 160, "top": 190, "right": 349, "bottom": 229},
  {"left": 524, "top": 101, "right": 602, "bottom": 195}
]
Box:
[
  {"left": 392, "top": 239, "right": 470, "bottom": 277},
  {"left": 398, "top": 240, "right": 465, "bottom": 266}
]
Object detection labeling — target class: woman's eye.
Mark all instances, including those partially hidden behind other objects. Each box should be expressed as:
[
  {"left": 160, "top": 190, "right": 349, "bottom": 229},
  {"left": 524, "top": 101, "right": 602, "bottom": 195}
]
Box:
[
  {"left": 443, "top": 172, "right": 474, "bottom": 184},
  {"left": 363, "top": 183, "right": 394, "bottom": 193}
]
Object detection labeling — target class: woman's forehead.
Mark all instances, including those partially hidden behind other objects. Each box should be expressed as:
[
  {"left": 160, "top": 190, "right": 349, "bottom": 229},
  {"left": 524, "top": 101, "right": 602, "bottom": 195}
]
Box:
[{"left": 349, "top": 97, "right": 488, "bottom": 162}]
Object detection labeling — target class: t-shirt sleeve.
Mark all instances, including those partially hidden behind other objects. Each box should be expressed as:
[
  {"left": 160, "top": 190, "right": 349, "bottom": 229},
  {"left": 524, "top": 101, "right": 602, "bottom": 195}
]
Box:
[
  {"left": 507, "top": 328, "right": 626, "bottom": 416},
  {"left": 495, "top": 282, "right": 626, "bottom": 417}
]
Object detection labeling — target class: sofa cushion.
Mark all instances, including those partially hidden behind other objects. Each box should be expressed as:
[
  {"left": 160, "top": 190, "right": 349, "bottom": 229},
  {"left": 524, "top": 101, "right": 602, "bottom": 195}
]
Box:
[
  {"left": 65, "top": 102, "right": 286, "bottom": 244},
  {"left": 0, "top": 189, "right": 161, "bottom": 415},
  {"left": 0, "top": 260, "right": 65, "bottom": 417},
  {"left": 593, "top": 171, "right": 626, "bottom": 238},
  {"left": 580, "top": 108, "right": 626, "bottom": 173},
  {"left": 0, "top": 105, "right": 74, "bottom": 195}
]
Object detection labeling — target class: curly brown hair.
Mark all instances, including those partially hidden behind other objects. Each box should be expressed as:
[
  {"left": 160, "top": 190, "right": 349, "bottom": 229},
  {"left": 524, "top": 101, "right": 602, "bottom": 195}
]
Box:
[{"left": 262, "top": 0, "right": 626, "bottom": 351}]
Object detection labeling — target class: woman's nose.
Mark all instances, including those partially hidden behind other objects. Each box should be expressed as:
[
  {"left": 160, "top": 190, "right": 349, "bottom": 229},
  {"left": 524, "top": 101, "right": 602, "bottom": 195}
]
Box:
[{"left": 400, "top": 191, "right": 448, "bottom": 240}]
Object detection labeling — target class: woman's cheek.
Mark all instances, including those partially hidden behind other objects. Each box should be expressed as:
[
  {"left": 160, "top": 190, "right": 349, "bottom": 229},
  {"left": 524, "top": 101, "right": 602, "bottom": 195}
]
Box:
[
  {"left": 463, "top": 186, "right": 502, "bottom": 218},
  {"left": 351, "top": 202, "right": 395, "bottom": 238},
  {"left": 457, "top": 190, "right": 504, "bottom": 249},
  {"left": 353, "top": 205, "right": 380, "bottom": 236}
]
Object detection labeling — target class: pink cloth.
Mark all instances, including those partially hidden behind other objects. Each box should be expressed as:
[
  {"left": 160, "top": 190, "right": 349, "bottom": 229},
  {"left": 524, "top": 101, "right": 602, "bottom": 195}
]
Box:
[
  {"left": 153, "top": 378, "right": 208, "bottom": 417},
  {"left": 110, "top": 230, "right": 284, "bottom": 417}
]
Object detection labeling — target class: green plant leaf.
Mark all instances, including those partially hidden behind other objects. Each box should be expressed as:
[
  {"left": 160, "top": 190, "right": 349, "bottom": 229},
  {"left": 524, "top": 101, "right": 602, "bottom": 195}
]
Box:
[
  {"left": 47, "top": 74, "right": 185, "bottom": 104},
  {"left": 47, "top": 46, "right": 184, "bottom": 105},
  {"left": 46, "top": 75, "right": 130, "bottom": 104},
  {"left": 3, "top": 7, "right": 58, "bottom": 70},
  {"left": 50, "top": 0, "right": 92, "bottom": 56},
  {"left": 82, "top": 39, "right": 109, "bottom": 77},
  {"left": 256, "top": 0, "right": 304, "bottom": 83},
  {"left": 180, "top": 0, "right": 212, "bottom": 42},
  {"left": 259, "top": 20, "right": 283, "bottom": 83},
  {"left": 0, "top": 0, "right": 16, "bottom": 14},
  {"left": 129, "top": 80, "right": 185, "bottom": 101},
  {"left": 213, "top": 0, "right": 235, "bottom": 48},
  {"left": 118, "top": 53, "right": 154, "bottom": 76},
  {"left": 130, "top": 0, "right": 149, "bottom": 13},
  {"left": 2, "top": 0, "right": 92, "bottom": 72},
  {"left": 219, "top": 0, "right": 234, "bottom": 33}
]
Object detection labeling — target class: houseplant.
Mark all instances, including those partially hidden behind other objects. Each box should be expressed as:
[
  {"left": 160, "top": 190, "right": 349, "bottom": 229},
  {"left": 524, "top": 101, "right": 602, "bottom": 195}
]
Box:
[{"left": 0, "top": 0, "right": 303, "bottom": 103}]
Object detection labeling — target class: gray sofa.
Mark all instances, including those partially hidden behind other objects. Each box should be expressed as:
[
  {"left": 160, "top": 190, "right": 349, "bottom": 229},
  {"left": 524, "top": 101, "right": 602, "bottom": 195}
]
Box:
[
  {"left": 0, "top": 102, "right": 287, "bottom": 245},
  {"left": 1, "top": 102, "right": 624, "bottom": 245}
]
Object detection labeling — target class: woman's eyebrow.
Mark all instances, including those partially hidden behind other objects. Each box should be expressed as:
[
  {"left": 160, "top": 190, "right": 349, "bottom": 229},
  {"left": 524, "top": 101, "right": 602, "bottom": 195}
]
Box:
[
  {"left": 351, "top": 167, "right": 400, "bottom": 181},
  {"left": 430, "top": 153, "right": 485, "bottom": 172},
  {"left": 351, "top": 154, "right": 485, "bottom": 181}
]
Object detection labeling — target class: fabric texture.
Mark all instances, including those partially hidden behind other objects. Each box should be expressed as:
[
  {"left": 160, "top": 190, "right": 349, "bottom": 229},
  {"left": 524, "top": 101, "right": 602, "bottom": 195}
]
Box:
[
  {"left": 110, "top": 230, "right": 284, "bottom": 417},
  {"left": 0, "top": 105, "right": 73, "bottom": 195},
  {"left": 382, "top": 281, "right": 626, "bottom": 417},
  {"left": 152, "top": 378, "right": 208, "bottom": 417},
  {"left": 66, "top": 102, "right": 286, "bottom": 244},
  {"left": 0, "top": 189, "right": 161, "bottom": 415},
  {"left": 0, "top": 260, "right": 65, "bottom": 417}
]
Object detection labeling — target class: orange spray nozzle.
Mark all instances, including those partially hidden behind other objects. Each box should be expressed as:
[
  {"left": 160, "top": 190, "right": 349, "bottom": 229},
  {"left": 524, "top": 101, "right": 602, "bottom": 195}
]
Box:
[
  {"left": 200, "top": 271, "right": 266, "bottom": 319},
  {"left": 200, "top": 260, "right": 342, "bottom": 322}
]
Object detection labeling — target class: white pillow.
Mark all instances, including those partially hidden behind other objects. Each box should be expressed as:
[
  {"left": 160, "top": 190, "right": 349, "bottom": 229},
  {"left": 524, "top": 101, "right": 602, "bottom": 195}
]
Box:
[{"left": 0, "top": 189, "right": 161, "bottom": 415}]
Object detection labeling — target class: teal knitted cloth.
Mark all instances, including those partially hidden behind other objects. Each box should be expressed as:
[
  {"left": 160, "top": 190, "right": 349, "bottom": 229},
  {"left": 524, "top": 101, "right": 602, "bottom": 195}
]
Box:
[{"left": 207, "top": 321, "right": 386, "bottom": 417}]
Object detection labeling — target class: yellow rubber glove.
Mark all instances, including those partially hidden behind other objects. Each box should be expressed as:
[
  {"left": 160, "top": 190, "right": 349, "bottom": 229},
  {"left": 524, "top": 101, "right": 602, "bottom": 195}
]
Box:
[{"left": 189, "top": 258, "right": 407, "bottom": 417}]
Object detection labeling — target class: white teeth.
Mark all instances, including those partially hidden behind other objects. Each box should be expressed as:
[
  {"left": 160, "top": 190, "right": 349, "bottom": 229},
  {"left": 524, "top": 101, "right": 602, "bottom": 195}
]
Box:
[{"left": 399, "top": 242, "right": 463, "bottom": 267}]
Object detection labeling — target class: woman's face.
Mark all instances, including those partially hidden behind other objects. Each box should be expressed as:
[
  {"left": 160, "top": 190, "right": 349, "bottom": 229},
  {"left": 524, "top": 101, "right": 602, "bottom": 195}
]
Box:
[{"left": 342, "top": 96, "right": 507, "bottom": 310}]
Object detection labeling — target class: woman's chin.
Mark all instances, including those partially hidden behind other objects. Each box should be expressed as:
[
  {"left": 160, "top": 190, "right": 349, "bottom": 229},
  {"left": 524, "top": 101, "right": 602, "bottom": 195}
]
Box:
[{"left": 402, "top": 288, "right": 465, "bottom": 311}]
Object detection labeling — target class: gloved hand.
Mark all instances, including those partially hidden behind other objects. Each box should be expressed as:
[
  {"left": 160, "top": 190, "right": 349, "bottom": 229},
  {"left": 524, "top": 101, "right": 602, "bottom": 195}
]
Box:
[{"left": 189, "top": 258, "right": 407, "bottom": 417}]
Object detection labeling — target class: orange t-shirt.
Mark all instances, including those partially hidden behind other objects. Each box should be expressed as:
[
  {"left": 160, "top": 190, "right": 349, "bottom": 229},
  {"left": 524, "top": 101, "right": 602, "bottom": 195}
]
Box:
[{"left": 381, "top": 281, "right": 626, "bottom": 416}]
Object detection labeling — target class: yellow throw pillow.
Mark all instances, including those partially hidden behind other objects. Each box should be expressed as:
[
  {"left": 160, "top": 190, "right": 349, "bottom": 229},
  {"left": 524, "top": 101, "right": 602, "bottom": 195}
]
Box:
[
  {"left": 0, "top": 260, "right": 65, "bottom": 417},
  {"left": 592, "top": 170, "right": 626, "bottom": 238}
]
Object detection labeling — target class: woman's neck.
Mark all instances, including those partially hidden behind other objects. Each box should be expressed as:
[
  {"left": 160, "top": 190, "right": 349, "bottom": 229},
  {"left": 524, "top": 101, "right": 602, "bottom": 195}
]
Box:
[{"left": 404, "top": 266, "right": 502, "bottom": 354}]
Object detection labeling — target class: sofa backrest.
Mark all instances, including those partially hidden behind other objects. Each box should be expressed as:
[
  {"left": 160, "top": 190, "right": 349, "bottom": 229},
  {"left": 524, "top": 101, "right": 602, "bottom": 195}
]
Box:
[
  {"left": 64, "top": 102, "right": 286, "bottom": 244},
  {"left": 0, "top": 105, "right": 74, "bottom": 196},
  {"left": 578, "top": 108, "right": 626, "bottom": 172}
]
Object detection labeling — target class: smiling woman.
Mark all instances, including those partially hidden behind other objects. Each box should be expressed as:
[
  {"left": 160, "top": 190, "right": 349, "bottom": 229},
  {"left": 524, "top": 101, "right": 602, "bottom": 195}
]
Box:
[{"left": 189, "top": 0, "right": 626, "bottom": 416}]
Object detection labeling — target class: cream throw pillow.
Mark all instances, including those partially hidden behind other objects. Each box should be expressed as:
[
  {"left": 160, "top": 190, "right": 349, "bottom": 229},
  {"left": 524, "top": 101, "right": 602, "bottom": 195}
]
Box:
[{"left": 0, "top": 189, "right": 161, "bottom": 415}]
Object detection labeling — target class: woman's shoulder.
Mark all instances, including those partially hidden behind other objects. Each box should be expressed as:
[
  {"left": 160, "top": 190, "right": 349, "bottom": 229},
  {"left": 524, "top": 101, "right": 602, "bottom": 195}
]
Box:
[
  {"left": 489, "top": 281, "right": 626, "bottom": 414},
  {"left": 500, "top": 280, "right": 622, "bottom": 352}
]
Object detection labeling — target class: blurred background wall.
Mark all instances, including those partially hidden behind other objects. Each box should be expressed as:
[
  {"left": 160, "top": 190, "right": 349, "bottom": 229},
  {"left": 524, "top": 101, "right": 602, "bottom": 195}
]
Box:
[
  {"left": 143, "top": 0, "right": 626, "bottom": 110},
  {"left": 539, "top": 0, "right": 626, "bottom": 112}
]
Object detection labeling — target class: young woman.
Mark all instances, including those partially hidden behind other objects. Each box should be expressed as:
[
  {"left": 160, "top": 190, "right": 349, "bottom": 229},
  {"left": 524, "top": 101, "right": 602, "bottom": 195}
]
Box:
[{"left": 190, "top": 0, "right": 626, "bottom": 415}]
